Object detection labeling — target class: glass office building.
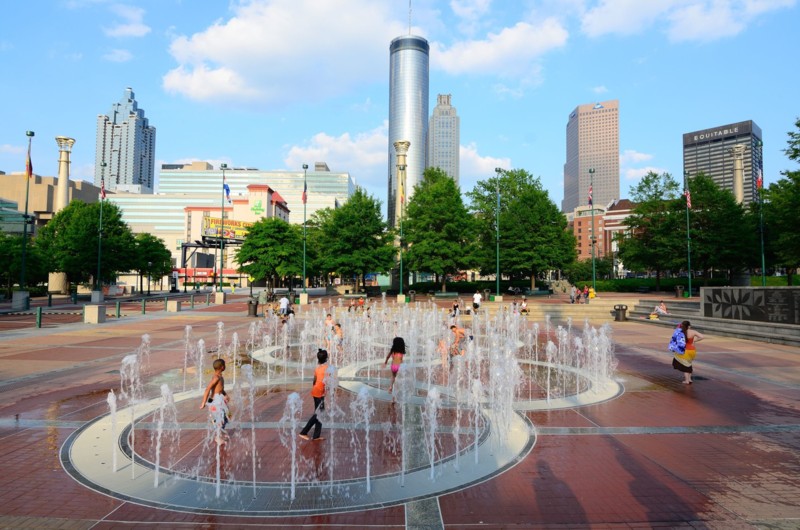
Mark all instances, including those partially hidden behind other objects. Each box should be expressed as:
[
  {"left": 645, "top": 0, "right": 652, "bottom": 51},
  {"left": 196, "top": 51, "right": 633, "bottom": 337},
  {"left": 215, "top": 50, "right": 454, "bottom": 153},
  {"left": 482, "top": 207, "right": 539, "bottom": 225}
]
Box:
[
  {"left": 683, "top": 120, "right": 763, "bottom": 206},
  {"left": 427, "top": 94, "right": 460, "bottom": 185},
  {"left": 95, "top": 88, "right": 156, "bottom": 194},
  {"left": 388, "top": 35, "right": 429, "bottom": 228}
]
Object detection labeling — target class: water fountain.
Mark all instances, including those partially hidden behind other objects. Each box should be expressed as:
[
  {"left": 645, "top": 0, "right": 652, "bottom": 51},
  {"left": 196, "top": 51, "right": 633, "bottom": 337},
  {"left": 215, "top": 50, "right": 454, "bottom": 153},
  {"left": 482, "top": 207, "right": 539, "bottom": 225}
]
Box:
[{"left": 66, "top": 301, "right": 622, "bottom": 516}]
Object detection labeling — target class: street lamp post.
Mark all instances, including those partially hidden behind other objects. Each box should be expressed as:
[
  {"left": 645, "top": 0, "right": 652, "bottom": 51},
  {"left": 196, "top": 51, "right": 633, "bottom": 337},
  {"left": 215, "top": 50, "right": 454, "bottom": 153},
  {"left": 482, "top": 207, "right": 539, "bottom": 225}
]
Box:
[
  {"left": 20, "top": 131, "right": 34, "bottom": 301},
  {"left": 219, "top": 163, "right": 228, "bottom": 293},
  {"left": 95, "top": 162, "right": 106, "bottom": 293},
  {"left": 589, "top": 168, "right": 596, "bottom": 294},
  {"left": 684, "top": 171, "right": 693, "bottom": 297},
  {"left": 756, "top": 139, "right": 766, "bottom": 286},
  {"left": 302, "top": 163, "right": 308, "bottom": 294},
  {"left": 495, "top": 167, "right": 502, "bottom": 297},
  {"left": 393, "top": 141, "right": 410, "bottom": 297},
  {"left": 147, "top": 261, "right": 152, "bottom": 296}
]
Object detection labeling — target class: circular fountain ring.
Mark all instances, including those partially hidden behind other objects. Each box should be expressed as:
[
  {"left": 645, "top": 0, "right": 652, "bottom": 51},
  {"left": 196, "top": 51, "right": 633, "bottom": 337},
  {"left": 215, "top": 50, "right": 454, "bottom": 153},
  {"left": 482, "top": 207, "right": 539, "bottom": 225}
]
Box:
[{"left": 60, "top": 386, "right": 534, "bottom": 516}]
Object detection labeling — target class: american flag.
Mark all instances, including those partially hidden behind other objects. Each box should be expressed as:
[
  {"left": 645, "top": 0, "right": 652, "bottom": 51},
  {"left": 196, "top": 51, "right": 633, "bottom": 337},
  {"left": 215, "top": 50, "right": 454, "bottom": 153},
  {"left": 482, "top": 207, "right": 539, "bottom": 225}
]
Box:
[
  {"left": 685, "top": 189, "right": 692, "bottom": 209},
  {"left": 588, "top": 185, "right": 593, "bottom": 206},
  {"left": 25, "top": 142, "right": 33, "bottom": 180}
]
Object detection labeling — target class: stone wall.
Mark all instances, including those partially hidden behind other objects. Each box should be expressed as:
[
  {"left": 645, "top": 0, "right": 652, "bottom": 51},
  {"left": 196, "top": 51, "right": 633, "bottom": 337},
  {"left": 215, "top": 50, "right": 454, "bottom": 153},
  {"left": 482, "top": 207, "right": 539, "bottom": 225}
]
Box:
[{"left": 702, "top": 287, "right": 800, "bottom": 325}]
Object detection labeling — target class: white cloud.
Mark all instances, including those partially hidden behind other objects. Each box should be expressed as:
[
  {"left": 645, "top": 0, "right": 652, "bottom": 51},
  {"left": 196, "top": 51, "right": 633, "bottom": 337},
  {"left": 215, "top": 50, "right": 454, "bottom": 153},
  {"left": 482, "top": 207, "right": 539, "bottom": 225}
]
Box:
[
  {"left": 283, "top": 122, "right": 389, "bottom": 201},
  {"left": 450, "top": 0, "right": 492, "bottom": 35},
  {"left": 620, "top": 149, "right": 654, "bottom": 164},
  {"left": 581, "top": 0, "right": 796, "bottom": 42},
  {"left": 104, "top": 5, "right": 151, "bottom": 38},
  {"left": 592, "top": 85, "right": 608, "bottom": 94},
  {"left": 0, "top": 144, "right": 25, "bottom": 155},
  {"left": 624, "top": 166, "right": 668, "bottom": 180},
  {"left": 431, "top": 18, "right": 568, "bottom": 77},
  {"left": 103, "top": 48, "right": 132, "bottom": 62},
  {"left": 459, "top": 142, "right": 511, "bottom": 192},
  {"left": 162, "top": 0, "right": 404, "bottom": 105}
]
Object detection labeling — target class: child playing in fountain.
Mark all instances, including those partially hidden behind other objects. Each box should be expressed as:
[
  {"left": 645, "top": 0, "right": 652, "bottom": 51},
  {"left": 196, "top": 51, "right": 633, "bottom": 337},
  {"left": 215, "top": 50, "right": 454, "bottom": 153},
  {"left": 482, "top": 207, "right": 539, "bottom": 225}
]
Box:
[
  {"left": 200, "top": 358, "right": 230, "bottom": 443},
  {"left": 299, "top": 349, "right": 329, "bottom": 441},
  {"left": 383, "top": 337, "right": 406, "bottom": 395}
]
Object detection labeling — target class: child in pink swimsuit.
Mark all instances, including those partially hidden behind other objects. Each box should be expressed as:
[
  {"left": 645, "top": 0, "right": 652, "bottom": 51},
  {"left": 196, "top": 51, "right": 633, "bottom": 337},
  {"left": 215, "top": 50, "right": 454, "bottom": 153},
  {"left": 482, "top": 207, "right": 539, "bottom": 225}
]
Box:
[{"left": 383, "top": 337, "right": 406, "bottom": 394}]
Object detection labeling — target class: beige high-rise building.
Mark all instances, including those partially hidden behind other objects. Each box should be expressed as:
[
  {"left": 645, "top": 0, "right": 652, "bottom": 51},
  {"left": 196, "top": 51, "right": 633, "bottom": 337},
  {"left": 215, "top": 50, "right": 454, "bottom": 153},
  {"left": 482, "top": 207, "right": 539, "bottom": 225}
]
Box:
[{"left": 562, "top": 100, "right": 620, "bottom": 213}]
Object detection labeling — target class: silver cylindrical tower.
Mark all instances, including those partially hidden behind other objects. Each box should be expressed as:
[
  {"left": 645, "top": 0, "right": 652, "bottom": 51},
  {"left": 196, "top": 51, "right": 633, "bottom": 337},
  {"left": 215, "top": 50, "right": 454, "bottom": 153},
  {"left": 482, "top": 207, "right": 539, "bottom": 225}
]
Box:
[{"left": 388, "top": 35, "right": 429, "bottom": 228}]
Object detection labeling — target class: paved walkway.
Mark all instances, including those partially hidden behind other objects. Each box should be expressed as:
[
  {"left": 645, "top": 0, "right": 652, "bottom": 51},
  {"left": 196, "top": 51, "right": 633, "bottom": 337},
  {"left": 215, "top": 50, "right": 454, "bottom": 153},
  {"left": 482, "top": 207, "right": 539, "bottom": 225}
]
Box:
[{"left": 0, "top": 295, "right": 798, "bottom": 529}]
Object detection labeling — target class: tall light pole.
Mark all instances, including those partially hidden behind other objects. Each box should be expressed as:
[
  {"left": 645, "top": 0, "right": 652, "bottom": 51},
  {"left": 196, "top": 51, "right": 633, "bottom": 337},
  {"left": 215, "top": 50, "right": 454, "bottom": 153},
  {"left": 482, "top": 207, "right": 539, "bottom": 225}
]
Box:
[
  {"left": 20, "top": 131, "right": 34, "bottom": 296},
  {"left": 684, "top": 171, "right": 693, "bottom": 297},
  {"left": 589, "top": 168, "right": 596, "bottom": 294},
  {"left": 756, "top": 139, "right": 766, "bottom": 286},
  {"left": 302, "top": 163, "right": 308, "bottom": 293},
  {"left": 495, "top": 167, "right": 502, "bottom": 297},
  {"left": 219, "top": 163, "right": 228, "bottom": 293},
  {"left": 95, "top": 162, "right": 106, "bottom": 292}
]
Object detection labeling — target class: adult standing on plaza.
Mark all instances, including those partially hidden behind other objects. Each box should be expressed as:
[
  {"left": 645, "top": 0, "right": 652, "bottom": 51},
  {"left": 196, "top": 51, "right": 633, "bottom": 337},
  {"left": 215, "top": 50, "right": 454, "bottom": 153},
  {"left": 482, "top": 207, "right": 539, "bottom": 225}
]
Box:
[
  {"left": 279, "top": 294, "right": 290, "bottom": 316},
  {"left": 669, "top": 320, "right": 705, "bottom": 384},
  {"left": 472, "top": 290, "right": 482, "bottom": 313}
]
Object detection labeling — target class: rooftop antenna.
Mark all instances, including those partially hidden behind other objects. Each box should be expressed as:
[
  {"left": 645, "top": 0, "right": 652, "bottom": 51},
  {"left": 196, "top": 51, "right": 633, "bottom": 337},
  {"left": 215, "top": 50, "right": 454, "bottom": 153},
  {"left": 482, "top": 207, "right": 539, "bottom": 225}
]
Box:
[{"left": 408, "top": 0, "right": 412, "bottom": 34}]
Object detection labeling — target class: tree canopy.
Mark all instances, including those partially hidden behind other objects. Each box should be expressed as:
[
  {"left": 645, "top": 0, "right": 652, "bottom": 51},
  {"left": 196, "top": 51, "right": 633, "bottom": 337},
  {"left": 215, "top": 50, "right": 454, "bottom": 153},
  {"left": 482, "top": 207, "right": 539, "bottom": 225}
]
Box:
[{"left": 235, "top": 217, "right": 302, "bottom": 288}]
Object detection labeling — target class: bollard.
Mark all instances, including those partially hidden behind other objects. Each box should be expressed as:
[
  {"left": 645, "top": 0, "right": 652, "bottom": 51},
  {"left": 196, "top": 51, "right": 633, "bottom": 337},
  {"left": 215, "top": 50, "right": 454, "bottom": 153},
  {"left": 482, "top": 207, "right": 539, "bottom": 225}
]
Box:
[
  {"left": 141, "top": 299, "right": 146, "bottom": 314},
  {"left": 164, "top": 297, "right": 168, "bottom": 311},
  {"left": 206, "top": 293, "right": 211, "bottom": 305},
  {"left": 116, "top": 301, "right": 121, "bottom": 319},
  {"left": 190, "top": 294, "right": 195, "bottom": 309},
  {"left": 36, "top": 307, "right": 42, "bottom": 328},
  {"left": 48, "top": 293, "right": 52, "bottom": 307}
]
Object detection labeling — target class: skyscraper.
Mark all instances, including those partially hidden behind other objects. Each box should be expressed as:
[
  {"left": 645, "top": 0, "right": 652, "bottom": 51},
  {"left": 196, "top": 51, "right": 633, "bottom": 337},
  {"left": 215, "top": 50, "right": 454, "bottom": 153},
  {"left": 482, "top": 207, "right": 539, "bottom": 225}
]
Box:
[
  {"left": 683, "top": 120, "right": 763, "bottom": 205},
  {"left": 388, "top": 35, "right": 429, "bottom": 228},
  {"left": 562, "top": 100, "right": 619, "bottom": 213},
  {"left": 427, "top": 94, "right": 460, "bottom": 185},
  {"left": 95, "top": 87, "right": 156, "bottom": 194}
]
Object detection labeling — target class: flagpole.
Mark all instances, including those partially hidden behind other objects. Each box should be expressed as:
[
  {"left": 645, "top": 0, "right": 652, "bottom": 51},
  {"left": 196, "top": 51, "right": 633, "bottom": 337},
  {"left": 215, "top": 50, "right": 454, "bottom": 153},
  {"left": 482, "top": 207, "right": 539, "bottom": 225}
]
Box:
[
  {"left": 302, "top": 163, "right": 308, "bottom": 294},
  {"left": 20, "top": 131, "right": 34, "bottom": 297},
  {"left": 95, "top": 162, "right": 106, "bottom": 292},
  {"left": 219, "top": 163, "right": 228, "bottom": 293},
  {"left": 684, "top": 171, "right": 692, "bottom": 298}
]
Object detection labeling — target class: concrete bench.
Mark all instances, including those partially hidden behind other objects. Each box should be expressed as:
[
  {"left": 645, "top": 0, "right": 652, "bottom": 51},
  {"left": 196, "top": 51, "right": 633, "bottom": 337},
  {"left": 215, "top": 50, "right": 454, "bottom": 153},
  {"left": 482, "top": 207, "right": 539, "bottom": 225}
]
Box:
[
  {"left": 433, "top": 292, "right": 459, "bottom": 298},
  {"left": 525, "top": 289, "right": 552, "bottom": 296}
]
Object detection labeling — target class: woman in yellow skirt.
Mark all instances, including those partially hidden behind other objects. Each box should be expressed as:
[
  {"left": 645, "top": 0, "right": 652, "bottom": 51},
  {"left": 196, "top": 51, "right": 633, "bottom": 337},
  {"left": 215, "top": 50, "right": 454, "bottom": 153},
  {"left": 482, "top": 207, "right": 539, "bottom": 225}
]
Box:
[{"left": 669, "top": 320, "right": 705, "bottom": 384}]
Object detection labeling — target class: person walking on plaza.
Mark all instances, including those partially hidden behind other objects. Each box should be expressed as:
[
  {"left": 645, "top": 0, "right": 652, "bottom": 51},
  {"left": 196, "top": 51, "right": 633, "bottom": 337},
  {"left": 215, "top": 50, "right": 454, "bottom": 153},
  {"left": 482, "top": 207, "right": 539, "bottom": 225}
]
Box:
[
  {"left": 279, "top": 294, "right": 290, "bottom": 316},
  {"left": 472, "top": 290, "right": 482, "bottom": 313},
  {"left": 299, "top": 349, "right": 330, "bottom": 441},
  {"left": 669, "top": 320, "right": 705, "bottom": 384}
]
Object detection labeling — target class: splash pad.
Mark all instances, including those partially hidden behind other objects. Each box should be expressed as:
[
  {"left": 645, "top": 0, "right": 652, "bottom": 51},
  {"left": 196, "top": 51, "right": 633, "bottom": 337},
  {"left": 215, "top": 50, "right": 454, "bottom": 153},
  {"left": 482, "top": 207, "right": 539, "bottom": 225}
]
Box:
[{"left": 61, "top": 301, "right": 621, "bottom": 516}]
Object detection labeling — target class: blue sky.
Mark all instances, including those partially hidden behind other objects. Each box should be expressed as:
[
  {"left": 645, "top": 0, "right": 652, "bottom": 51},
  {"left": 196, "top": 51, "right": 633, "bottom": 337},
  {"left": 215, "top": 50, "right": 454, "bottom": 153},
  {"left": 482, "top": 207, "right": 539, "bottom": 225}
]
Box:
[{"left": 1, "top": 0, "right": 798, "bottom": 213}]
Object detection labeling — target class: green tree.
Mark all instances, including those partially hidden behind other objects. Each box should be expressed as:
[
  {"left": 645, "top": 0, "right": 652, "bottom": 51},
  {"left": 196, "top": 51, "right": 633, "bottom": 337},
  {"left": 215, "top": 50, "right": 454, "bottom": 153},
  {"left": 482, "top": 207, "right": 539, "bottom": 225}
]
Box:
[
  {"left": 467, "top": 168, "right": 575, "bottom": 288},
  {"left": 616, "top": 171, "right": 684, "bottom": 289},
  {"left": 687, "top": 173, "right": 754, "bottom": 281},
  {"left": 235, "top": 217, "right": 302, "bottom": 289},
  {"left": 0, "top": 233, "right": 48, "bottom": 296},
  {"left": 762, "top": 118, "right": 800, "bottom": 284},
  {"left": 37, "top": 200, "right": 136, "bottom": 288},
  {"left": 314, "top": 188, "right": 394, "bottom": 289},
  {"left": 132, "top": 233, "right": 173, "bottom": 293},
  {"left": 403, "top": 167, "right": 476, "bottom": 292}
]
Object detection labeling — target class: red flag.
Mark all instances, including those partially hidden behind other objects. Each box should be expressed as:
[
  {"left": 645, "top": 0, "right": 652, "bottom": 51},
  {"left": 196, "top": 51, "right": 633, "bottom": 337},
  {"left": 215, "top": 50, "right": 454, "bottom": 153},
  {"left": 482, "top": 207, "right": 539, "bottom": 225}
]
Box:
[
  {"left": 756, "top": 168, "right": 763, "bottom": 190},
  {"left": 25, "top": 142, "right": 32, "bottom": 180},
  {"left": 685, "top": 189, "right": 692, "bottom": 209},
  {"left": 302, "top": 179, "right": 307, "bottom": 204},
  {"left": 588, "top": 185, "right": 593, "bottom": 206}
]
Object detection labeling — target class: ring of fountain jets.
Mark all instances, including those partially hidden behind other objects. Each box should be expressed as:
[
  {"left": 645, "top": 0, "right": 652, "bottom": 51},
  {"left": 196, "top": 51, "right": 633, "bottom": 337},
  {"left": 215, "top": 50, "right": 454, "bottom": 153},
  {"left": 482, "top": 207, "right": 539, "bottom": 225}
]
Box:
[{"left": 61, "top": 299, "right": 621, "bottom": 516}]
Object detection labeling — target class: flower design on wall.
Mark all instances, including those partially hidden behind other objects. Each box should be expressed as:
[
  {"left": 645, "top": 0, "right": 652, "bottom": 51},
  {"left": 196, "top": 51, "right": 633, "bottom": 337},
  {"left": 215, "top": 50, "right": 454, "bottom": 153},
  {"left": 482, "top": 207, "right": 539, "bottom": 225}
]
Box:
[{"left": 707, "top": 288, "right": 766, "bottom": 321}]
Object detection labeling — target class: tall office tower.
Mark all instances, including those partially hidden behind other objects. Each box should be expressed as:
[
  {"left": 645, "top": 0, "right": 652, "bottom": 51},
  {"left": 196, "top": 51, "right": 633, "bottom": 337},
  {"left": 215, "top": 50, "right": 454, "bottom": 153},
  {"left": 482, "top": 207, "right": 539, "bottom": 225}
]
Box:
[
  {"left": 388, "top": 35, "right": 429, "bottom": 228},
  {"left": 683, "top": 120, "right": 763, "bottom": 206},
  {"left": 95, "top": 87, "right": 156, "bottom": 194},
  {"left": 562, "top": 100, "right": 620, "bottom": 213},
  {"left": 427, "top": 94, "right": 460, "bottom": 185}
]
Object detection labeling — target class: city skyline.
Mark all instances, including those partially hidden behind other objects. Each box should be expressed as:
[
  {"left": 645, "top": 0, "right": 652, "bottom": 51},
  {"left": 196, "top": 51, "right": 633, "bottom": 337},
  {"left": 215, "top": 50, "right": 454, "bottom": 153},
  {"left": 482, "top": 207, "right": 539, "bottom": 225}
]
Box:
[{"left": 1, "top": 1, "right": 798, "bottom": 217}]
